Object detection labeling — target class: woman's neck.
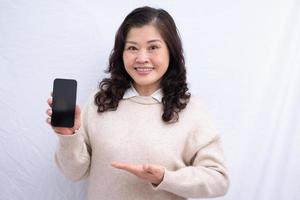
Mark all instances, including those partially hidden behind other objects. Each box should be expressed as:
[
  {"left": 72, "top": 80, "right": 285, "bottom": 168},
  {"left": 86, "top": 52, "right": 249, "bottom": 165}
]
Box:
[{"left": 133, "top": 83, "right": 160, "bottom": 96}]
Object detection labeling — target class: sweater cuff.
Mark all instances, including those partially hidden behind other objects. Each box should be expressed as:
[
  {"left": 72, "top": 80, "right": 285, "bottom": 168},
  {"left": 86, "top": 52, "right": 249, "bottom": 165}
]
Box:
[{"left": 56, "top": 131, "right": 84, "bottom": 152}]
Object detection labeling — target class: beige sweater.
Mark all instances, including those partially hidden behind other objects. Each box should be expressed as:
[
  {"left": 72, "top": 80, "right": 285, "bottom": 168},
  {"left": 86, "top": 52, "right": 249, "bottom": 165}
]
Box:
[{"left": 55, "top": 92, "right": 229, "bottom": 200}]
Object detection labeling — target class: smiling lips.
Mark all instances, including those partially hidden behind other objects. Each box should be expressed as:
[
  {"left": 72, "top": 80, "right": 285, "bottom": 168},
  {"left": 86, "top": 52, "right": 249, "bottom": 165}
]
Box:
[{"left": 134, "top": 67, "right": 154, "bottom": 75}]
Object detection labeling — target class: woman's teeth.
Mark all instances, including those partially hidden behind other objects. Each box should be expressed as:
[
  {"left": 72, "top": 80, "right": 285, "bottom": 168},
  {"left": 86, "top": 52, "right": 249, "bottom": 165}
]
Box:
[
  {"left": 134, "top": 67, "right": 154, "bottom": 75},
  {"left": 135, "top": 67, "right": 153, "bottom": 72}
]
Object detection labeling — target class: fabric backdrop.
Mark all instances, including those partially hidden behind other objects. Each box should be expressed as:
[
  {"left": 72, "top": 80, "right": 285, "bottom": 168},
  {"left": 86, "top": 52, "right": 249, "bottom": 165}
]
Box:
[{"left": 0, "top": 0, "right": 299, "bottom": 199}]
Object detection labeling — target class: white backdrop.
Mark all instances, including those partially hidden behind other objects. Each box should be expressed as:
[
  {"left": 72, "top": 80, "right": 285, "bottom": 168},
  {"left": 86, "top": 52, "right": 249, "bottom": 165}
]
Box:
[{"left": 0, "top": 0, "right": 299, "bottom": 200}]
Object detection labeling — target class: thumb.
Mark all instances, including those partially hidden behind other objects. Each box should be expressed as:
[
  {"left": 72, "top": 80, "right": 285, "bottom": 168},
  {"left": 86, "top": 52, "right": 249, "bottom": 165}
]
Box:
[
  {"left": 143, "top": 164, "right": 157, "bottom": 174},
  {"left": 143, "top": 164, "right": 151, "bottom": 172},
  {"left": 73, "top": 105, "right": 81, "bottom": 130},
  {"left": 75, "top": 105, "right": 81, "bottom": 116}
]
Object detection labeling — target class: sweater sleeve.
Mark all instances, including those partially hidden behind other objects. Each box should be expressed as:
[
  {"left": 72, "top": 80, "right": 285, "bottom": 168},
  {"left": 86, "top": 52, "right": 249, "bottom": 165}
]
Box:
[
  {"left": 152, "top": 100, "right": 230, "bottom": 198},
  {"left": 54, "top": 93, "right": 93, "bottom": 181}
]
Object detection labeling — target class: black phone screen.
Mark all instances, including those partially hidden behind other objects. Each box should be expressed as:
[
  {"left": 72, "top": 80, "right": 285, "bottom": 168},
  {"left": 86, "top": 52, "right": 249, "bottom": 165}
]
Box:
[{"left": 51, "top": 78, "right": 77, "bottom": 127}]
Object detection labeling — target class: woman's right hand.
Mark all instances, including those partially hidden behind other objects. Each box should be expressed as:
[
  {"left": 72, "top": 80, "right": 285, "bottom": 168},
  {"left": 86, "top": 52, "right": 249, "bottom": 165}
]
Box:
[{"left": 46, "top": 93, "right": 81, "bottom": 135}]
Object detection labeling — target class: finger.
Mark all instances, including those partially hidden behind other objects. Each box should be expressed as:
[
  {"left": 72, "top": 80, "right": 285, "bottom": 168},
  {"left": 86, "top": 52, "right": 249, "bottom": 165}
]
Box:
[
  {"left": 111, "top": 162, "right": 129, "bottom": 169},
  {"left": 142, "top": 164, "right": 164, "bottom": 184},
  {"left": 111, "top": 162, "right": 161, "bottom": 183},
  {"left": 46, "top": 108, "right": 52, "bottom": 116},
  {"left": 143, "top": 164, "right": 150, "bottom": 172},
  {"left": 141, "top": 164, "right": 160, "bottom": 181},
  {"left": 116, "top": 163, "right": 146, "bottom": 179},
  {"left": 143, "top": 164, "right": 158, "bottom": 174},
  {"left": 47, "top": 98, "right": 53, "bottom": 106},
  {"left": 46, "top": 117, "right": 51, "bottom": 125},
  {"left": 111, "top": 162, "right": 140, "bottom": 174},
  {"left": 144, "top": 164, "right": 164, "bottom": 179},
  {"left": 75, "top": 105, "right": 81, "bottom": 115}
]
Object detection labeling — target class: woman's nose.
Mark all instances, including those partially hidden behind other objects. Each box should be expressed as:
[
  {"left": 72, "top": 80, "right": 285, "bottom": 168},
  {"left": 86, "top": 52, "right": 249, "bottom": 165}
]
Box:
[{"left": 135, "top": 50, "right": 149, "bottom": 63}]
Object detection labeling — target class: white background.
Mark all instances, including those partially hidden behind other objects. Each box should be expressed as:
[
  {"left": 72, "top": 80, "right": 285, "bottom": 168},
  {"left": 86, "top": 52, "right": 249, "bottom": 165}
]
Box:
[{"left": 0, "top": 0, "right": 299, "bottom": 199}]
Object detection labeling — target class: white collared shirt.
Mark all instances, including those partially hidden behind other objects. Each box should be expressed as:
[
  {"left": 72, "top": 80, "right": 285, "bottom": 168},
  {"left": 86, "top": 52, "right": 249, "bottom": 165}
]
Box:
[{"left": 123, "top": 85, "right": 163, "bottom": 103}]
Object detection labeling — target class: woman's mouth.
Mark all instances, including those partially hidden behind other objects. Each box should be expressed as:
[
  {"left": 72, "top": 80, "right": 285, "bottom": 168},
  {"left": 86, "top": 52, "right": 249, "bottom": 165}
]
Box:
[{"left": 134, "top": 67, "right": 154, "bottom": 75}]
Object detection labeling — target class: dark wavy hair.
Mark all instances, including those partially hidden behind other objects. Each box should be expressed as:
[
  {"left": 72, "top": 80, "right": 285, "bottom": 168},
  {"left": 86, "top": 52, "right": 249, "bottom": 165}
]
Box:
[{"left": 94, "top": 6, "right": 191, "bottom": 123}]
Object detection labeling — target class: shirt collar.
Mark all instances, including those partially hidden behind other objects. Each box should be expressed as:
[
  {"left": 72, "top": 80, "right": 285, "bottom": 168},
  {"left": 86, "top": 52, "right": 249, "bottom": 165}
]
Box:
[{"left": 123, "top": 84, "right": 163, "bottom": 103}]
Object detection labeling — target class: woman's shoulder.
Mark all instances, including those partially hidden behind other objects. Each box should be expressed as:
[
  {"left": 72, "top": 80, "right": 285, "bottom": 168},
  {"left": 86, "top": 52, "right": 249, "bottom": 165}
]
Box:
[{"left": 183, "top": 94, "right": 219, "bottom": 137}]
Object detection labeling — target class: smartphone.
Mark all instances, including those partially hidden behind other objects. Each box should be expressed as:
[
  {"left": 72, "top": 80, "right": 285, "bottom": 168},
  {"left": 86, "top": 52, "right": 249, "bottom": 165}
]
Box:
[{"left": 51, "top": 78, "right": 77, "bottom": 127}]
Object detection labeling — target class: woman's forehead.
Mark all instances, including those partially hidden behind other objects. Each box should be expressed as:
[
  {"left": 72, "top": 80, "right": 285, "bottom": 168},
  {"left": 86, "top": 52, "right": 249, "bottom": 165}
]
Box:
[{"left": 125, "top": 25, "right": 164, "bottom": 42}]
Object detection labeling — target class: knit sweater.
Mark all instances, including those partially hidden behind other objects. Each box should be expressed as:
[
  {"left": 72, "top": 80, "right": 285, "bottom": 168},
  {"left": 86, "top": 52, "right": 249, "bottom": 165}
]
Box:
[{"left": 55, "top": 92, "right": 229, "bottom": 200}]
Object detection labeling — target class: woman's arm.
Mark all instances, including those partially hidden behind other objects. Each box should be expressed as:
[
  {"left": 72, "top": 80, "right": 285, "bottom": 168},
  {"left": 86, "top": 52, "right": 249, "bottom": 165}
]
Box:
[
  {"left": 54, "top": 95, "right": 92, "bottom": 181},
  {"left": 152, "top": 132, "right": 229, "bottom": 198},
  {"left": 152, "top": 99, "right": 230, "bottom": 198}
]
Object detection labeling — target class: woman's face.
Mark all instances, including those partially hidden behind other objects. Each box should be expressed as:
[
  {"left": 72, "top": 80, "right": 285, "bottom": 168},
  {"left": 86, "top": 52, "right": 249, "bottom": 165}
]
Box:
[{"left": 123, "top": 24, "right": 170, "bottom": 95}]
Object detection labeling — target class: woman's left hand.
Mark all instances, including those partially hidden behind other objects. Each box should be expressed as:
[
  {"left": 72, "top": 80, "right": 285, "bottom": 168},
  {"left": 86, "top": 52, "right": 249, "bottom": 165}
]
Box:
[{"left": 111, "top": 162, "right": 165, "bottom": 185}]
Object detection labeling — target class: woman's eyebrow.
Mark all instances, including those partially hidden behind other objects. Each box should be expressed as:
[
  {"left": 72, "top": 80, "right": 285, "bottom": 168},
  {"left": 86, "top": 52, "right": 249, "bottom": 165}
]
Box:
[
  {"left": 125, "top": 39, "right": 162, "bottom": 44},
  {"left": 125, "top": 41, "right": 138, "bottom": 44},
  {"left": 148, "top": 39, "right": 162, "bottom": 43}
]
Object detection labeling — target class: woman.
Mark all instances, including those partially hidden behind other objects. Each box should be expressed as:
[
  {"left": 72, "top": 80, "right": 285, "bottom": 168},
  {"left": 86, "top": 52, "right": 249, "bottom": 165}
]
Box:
[{"left": 46, "top": 6, "right": 229, "bottom": 200}]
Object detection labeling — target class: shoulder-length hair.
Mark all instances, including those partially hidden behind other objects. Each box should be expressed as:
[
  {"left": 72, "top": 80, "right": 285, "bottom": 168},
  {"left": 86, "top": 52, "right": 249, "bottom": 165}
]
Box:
[{"left": 94, "top": 6, "right": 190, "bottom": 123}]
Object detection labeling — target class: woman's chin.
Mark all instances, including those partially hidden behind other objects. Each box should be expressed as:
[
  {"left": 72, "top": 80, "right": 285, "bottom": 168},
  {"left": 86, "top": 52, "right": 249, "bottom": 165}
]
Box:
[{"left": 133, "top": 79, "right": 160, "bottom": 88}]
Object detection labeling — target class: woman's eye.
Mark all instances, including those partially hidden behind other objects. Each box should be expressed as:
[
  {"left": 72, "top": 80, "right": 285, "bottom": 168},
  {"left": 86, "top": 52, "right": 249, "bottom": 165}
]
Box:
[
  {"left": 149, "top": 45, "right": 159, "bottom": 51},
  {"left": 127, "top": 46, "right": 137, "bottom": 51}
]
